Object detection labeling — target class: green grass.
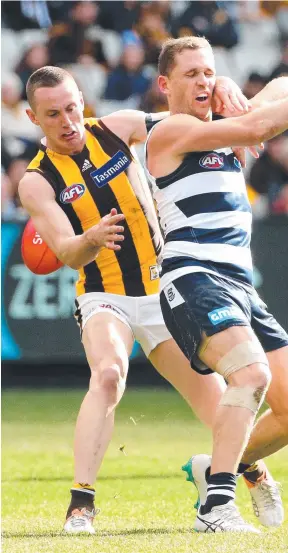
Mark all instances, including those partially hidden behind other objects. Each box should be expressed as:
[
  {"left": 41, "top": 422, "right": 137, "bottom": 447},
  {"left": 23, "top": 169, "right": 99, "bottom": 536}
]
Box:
[{"left": 2, "top": 388, "right": 288, "bottom": 553}]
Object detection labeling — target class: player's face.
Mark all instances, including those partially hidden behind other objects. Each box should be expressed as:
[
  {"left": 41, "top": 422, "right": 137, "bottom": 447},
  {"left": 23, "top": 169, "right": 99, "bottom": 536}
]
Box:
[
  {"left": 159, "top": 48, "right": 216, "bottom": 121},
  {"left": 26, "top": 79, "right": 86, "bottom": 154}
]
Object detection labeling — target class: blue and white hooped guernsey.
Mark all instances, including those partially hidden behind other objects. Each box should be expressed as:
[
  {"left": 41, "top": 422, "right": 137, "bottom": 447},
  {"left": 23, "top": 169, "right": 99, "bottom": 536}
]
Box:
[{"left": 144, "top": 128, "right": 253, "bottom": 291}]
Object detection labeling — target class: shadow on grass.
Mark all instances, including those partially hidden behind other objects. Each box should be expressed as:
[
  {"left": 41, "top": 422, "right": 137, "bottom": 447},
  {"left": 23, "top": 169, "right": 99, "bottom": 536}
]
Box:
[
  {"left": 2, "top": 473, "right": 182, "bottom": 483},
  {"left": 3, "top": 527, "right": 190, "bottom": 539}
]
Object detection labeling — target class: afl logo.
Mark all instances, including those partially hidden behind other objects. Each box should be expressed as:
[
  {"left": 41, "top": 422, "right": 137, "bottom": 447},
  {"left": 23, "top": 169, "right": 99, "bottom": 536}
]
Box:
[
  {"left": 60, "top": 184, "right": 85, "bottom": 204},
  {"left": 199, "top": 153, "right": 224, "bottom": 169}
]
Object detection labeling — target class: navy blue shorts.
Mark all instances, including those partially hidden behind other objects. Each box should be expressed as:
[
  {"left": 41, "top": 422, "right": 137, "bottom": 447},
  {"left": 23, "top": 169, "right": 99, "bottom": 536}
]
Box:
[{"left": 160, "top": 272, "right": 288, "bottom": 375}]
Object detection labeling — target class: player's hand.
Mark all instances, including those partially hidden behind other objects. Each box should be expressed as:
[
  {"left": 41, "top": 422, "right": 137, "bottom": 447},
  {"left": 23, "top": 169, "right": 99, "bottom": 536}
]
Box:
[
  {"left": 85, "top": 208, "right": 125, "bottom": 251},
  {"left": 232, "top": 143, "right": 264, "bottom": 168},
  {"left": 213, "top": 76, "right": 251, "bottom": 117}
]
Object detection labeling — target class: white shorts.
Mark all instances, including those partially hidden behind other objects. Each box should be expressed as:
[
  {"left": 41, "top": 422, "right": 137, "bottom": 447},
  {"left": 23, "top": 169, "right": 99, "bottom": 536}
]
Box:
[{"left": 75, "top": 292, "right": 171, "bottom": 357}]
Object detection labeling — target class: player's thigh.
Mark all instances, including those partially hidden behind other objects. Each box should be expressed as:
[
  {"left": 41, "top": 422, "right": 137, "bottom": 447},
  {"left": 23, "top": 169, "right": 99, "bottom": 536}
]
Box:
[
  {"left": 75, "top": 293, "right": 135, "bottom": 377},
  {"left": 82, "top": 312, "right": 134, "bottom": 379},
  {"left": 161, "top": 272, "right": 259, "bottom": 378},
  {"left": 200, "top": 325, "right": 259, "bottom": 372},
  {"left": 149, "top": 337, "right": 226, "bottom": 428},
  {"left": 199, "top": 324, "right": 272, "bottom": 390},
  {"left": 265, "top": 346, "right": 288, "bottom": 417}
]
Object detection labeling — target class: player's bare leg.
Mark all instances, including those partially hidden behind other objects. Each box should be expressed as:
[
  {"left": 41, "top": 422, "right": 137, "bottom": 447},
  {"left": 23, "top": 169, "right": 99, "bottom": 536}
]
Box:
[
  {"left": 149, "top": 338, "right": 226, "bottom": 428},
  {"left": 191, "top": 325, "right": 270, "bottom": 532},
  {"left": 151, "top": 336, "right": 282, "bottom": 526},
  {"left": 74, "top": 314, "right": 133, "bottom": 482},
  {"left": 64, "top": 313, "right": 134, "bottom": 534}
]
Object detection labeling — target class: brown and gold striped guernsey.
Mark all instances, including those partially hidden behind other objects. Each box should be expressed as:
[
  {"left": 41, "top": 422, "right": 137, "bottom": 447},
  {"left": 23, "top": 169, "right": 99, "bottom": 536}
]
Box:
[{"left": 26, "top": 118, "right": 163, "bottom": 297}]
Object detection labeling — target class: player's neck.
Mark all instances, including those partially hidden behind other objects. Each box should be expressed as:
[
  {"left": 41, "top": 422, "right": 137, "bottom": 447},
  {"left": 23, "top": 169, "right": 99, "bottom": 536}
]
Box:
[{"left": 169, "top": 106, "right": 212, "bottom": 122}]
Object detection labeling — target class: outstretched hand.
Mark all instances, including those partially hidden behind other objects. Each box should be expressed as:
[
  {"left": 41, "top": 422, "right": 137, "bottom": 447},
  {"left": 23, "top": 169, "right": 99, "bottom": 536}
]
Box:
[
  {"left": 86, "top": 208, "right": 125, "bottom": 251},
  {"left": 232, "top": 143, "right": 264, "bottom": 168}
]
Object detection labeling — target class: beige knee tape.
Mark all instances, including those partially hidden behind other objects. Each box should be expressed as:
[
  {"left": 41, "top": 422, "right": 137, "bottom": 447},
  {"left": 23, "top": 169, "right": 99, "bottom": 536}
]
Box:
[
  {"left": 216, "top": 340, "right": 268, "bottom": 380},
  {"left": 219, "top": 385, "right": 266, "bottom": 414}
]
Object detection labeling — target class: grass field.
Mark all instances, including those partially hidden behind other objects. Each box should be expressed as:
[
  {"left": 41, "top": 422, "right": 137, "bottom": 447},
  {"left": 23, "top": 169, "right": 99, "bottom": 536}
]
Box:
[{"left": 2, "top": 388, "right": 288, "bottom": 553}]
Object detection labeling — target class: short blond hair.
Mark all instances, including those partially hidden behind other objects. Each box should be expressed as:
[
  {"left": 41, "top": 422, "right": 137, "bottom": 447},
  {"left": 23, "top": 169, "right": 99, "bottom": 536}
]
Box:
[
  {"left": 26, "top": 66, "right": 76, "bottom": 109},
  {"left": 158, "top": 36, "right": 211, "bottom": 76}
]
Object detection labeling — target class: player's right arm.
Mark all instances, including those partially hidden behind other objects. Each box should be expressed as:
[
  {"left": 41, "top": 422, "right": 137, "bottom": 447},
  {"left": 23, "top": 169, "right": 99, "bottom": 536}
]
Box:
[
  {"left": 249, "top": 76, "right": 288, "bottom": 109},
  {"left": 18, "top": 172, "right": 125, "bottom": 270},
  {"left": 149, "top": 97, "right": 288, "bottom": 159}
]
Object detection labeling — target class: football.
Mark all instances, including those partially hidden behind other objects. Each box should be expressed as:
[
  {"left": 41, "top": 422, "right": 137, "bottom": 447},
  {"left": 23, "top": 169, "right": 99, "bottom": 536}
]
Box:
[{"left": 21, "top": 219, "right": 63, "bottom": 275}]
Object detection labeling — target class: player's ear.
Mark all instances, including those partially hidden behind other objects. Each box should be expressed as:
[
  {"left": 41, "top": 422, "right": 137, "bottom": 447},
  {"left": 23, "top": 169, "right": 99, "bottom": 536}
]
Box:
[
  {"left": 158, "top": 75, "right": 169, "bottom": 95},
  {"left": 26, "top": 108, "right": 40, "bottom": 126}
]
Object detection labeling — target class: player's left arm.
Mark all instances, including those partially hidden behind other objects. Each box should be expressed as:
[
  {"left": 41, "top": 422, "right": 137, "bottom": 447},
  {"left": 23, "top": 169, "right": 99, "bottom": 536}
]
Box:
[{"left": 102, "top": 76, "right": 250, "bottom": 145}]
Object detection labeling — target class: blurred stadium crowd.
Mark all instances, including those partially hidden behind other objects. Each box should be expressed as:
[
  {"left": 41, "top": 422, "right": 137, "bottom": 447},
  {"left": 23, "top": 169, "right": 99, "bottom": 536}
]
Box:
[{"left": 1, "top": 0, "right": 288, "bottom": 220}]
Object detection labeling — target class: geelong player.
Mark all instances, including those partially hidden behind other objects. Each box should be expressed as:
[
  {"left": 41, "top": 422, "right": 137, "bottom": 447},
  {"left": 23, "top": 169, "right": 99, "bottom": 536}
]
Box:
[
  {"left": 18, "top": 66, "right": 281, "bottom": 534},
  {"left": 146, "top": 37, "right": 288, "bottom": 533}
]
